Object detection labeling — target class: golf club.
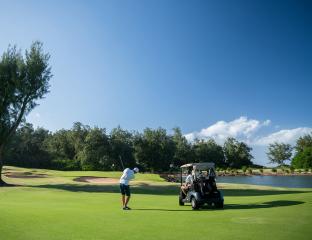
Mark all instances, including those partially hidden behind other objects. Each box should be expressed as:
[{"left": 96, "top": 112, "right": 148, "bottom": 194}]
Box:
[{"left": 119, "top": 155, "right": 125, "bottom": 170}]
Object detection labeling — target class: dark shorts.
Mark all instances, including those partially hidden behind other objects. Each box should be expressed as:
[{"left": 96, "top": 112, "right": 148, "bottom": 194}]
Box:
[{"left": 120, "top": 184, "right": 131, "bottom": 196}]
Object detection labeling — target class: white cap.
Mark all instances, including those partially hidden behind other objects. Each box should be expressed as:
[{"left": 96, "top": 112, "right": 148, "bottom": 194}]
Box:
[{"left": 133, "top": 167, "right": 139, "bottom": 173}]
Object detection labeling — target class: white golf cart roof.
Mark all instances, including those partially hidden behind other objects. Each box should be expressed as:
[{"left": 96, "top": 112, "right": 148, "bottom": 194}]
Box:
[{"left": 180, "top": 162, "right": 215, "bottom": 170}]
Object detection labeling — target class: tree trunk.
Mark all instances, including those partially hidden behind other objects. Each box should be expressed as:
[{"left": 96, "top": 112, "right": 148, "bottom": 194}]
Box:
[{"left": 0, "top": 145, "right": 6, "bottom": 186}]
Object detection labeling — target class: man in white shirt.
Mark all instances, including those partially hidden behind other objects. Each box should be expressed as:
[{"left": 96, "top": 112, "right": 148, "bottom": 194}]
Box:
[
  {"left": 181, "top": 169, "right": 193, "bottom": 195},
  {"left": 119, "top": 167, "right": 139, "bottom": 210}
]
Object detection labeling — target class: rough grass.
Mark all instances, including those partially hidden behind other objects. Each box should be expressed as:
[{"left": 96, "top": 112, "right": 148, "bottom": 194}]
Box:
[{"left": 1, "top": 166, "right": 311, "bottom": 240}]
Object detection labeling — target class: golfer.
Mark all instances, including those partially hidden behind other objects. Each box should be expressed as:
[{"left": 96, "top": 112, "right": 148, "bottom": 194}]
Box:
[{"left": 119, "top": 167, "right": 139, "bottom": 210}]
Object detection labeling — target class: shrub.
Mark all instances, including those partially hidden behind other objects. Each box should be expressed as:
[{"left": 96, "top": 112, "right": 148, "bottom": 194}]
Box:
[
  {"left": 290, "top": 166, "right": 295, "bottom": 173},
  {"left": 271, "top": 168, "right": 277, "bottom": 173},
  {"left": 242, "top": 166, "right": 247, "bottom": 173},
  {"left": 259, "top": 169, "right": 263, "bottom": 174},
  {"left": 52, "top": 159, "right": 80, "bottom": 170},
  {"left": 298, "top": 169, "right": 302, "bottom": 173},
  {"left": 247, "top": 168, "right": 252, "bottom": 174}
]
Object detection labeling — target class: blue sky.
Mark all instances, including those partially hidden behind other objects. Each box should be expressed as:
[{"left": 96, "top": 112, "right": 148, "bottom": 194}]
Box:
[{"left": 0, "top": 0, "right": 311, "bottom": 165}]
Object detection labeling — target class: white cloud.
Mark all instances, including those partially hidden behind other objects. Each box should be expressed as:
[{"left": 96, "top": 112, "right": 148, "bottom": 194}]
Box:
[
  {"left": 184, "top": 117, "right": 311, "bottom": 166},
  {"left": 254, "top": 127, "right": 312, "bottom": 146},
  {"left": 185, "top": 116, "right": 270, "bottom": 144}
]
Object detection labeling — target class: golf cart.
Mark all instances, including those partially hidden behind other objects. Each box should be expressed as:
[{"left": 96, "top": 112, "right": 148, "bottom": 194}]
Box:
[{"left": 179, "top": 162, "right": 224, "bottom": 210}]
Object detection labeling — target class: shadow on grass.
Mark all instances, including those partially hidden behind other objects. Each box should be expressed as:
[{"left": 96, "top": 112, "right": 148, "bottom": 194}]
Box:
[
  {"left": 131, "top": 200, "right": 304, "bottom": 211},
  {"left": 31, "top": 183, "right": 309, "bottom": 196},
  {"left": 133, "top": 208, "right": 191, "bottom": 212},
  {"left": 224, "top": 200, "right": 304, "bottom": 210}
]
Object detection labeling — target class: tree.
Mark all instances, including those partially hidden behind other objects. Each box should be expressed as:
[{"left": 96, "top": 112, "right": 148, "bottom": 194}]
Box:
[
  {"left": 267, "top": 142, "right": 292, "bottom": 166},
  {"left": 0, "top": 42, "right": 52, "bottom": 185},
  {"left": 172, "top": 127, "right": 193, "bottom": 166},
  {"left": 45, "top": 129, "right": 75, "bottom": 160},
  {"left": 292, "top": 147, "right": 312, "bottom": 169},
  {"left": 109, "top": 126, "right": 136, "bottom": 170},
  {"left": 5, "top": 123, "right": 51, "bottom": 168},
  {"left": 193, "top": 139, "right": 226, "bottom": 167},
  {"left": 70, "top": 122, "right": 90, "bottom": 156},
  {"left": 223, "top": 138, "right": 253, "bottom": 168},
  {"left": 295, "top": 134, "right": 312, "bottom": 152},
  {"left": 77, "top": 128, "right": 110, "bottom": 170},
  {"left": 44, "top": 129, "right": 78, "bottom": 169},
  {"left": 292, "top": 133, "right": 312, "bottom": 168},
  {"left": 134, "top": 128, "right": 175, "bottom": 172}
]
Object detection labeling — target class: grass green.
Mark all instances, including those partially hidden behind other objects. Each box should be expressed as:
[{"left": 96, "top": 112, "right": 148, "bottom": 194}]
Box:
[{"left": 1, "top": 166, "right": 311, "bottom": 240}]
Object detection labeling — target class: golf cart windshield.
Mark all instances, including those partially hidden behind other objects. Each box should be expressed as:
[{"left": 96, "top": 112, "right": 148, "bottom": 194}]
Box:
[{"left": 180, "top": 162, "right": 216, "bottom": 183}]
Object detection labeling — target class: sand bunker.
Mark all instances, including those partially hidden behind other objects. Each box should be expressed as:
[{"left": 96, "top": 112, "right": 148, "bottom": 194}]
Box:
[{"left": 74, "top": 176, "right": 119, "bottom": 184}]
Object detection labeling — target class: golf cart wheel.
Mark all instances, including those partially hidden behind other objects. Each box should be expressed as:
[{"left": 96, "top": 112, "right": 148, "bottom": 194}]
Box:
[
  {"left": 191, "top": 197, "right": 199, "bottom": 210},
  {"left": 179, "top": 191, "right": 185, "bottom": 206}
]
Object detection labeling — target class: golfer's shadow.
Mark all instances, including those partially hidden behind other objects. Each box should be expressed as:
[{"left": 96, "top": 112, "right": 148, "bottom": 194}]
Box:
[
  {"left": 133, "top": 208, "right": 191, "bottom": 212},
  {"left": 133, "top": 200, "right": 304, "bottom": 211}
]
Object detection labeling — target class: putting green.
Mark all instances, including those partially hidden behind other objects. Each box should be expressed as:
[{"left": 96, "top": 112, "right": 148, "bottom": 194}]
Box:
[{"left": 0, "top": 166, "right": 311, "bottom": 240}]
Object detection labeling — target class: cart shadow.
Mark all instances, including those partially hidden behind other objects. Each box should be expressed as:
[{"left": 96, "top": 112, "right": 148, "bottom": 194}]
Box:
[
  {"left": 222, "top": 200, "right": 304, "bottom": 210},
  {"left": 133, "top": 200, "right": 304, "bottom": 211}
]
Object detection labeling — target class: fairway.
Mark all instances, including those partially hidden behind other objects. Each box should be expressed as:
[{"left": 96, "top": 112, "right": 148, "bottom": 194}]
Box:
[{"left": 1, "top": 167, "right": 311, "bottom": 240}]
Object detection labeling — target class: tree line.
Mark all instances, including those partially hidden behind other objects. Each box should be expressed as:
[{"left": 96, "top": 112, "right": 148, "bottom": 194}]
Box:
[
  {"left": 267, "top": 133, "right": 312, "bottom": 169},
  {"left": 3, "top": 122, "right": 255, "bottom": 172}
]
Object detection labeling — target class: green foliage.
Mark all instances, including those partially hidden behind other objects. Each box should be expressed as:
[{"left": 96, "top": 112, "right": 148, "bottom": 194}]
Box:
[
  {"left": 134, "top": 128, "right": 175, "bottom": 172},
  {"left": 295, "top": 134, "right": 312, "bottom": 152},
  {"left": 5, "top": 124, "right": 257, "bottom": 172},
  {"left": 193, "top": 138, "right": 226, "bottom": 167},
  {"left": 109, "top": 126, "right": 136, "bottom": 170},
  {"left": 77, "top": 128, "right": 110, "bottom": 170},
  {"left": 259, "top": 169, "right": 263, "bottom": 174},
  {"left": 5, "top": 123, "right": 51, "bottom": 168},
  {"left": 223, "top": 138, "right": 253, "bottom": 168},
  {"left": 267, "top": 142, "right": 292, "bottom": 166},
  {"left": 0, "top": 42, "right": 52, "bottom": 182},
  {"left": 292, "top": 147, "right": 312, "bottom": 169},
  {"left": 45, "top": 129, "right": 75, "bottom": 160},
  {"left": 292, "top": 133, "right": 312, "bottom": 169},
  {"left": 51, "top": 159, "right": 80, "bottom": 171},
  {"left": 172, "top": 127, "right": 193, "bottom": 166},
  {"left": 242, "top": 166, "right": 248, "bottom": 173},
  {"left": 271, "top": 168, "right": 277, "bottom": 173}
]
